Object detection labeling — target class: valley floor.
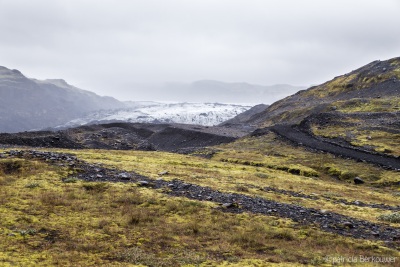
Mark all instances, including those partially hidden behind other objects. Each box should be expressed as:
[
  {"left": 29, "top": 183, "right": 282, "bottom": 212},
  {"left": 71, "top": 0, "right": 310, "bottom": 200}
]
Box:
[{"left": 1, "top": 134, "right": 399, "bottom": 266}]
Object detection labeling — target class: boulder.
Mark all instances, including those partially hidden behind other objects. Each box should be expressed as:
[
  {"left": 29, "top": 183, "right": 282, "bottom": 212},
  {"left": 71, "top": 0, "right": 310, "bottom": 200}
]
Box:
[{"left": 354, "top": 177, "right": 365, "bottom": 184}]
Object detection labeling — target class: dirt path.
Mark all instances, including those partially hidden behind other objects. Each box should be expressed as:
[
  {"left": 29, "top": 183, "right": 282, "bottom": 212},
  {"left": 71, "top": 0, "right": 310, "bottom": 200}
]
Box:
[
  {"left": 269, "top": 125, "right": 400, "bottom": 171},
  {"left": 4, "top": 150, "right": 400, "bottom": 245}
]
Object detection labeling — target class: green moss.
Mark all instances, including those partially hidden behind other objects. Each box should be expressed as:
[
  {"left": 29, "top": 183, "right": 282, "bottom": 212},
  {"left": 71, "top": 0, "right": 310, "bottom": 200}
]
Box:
[
  {"left": 378, "top": 212, "right": 400, "bottom": 223},
  {"left": 331, "top": 97, "right": 400, "bottom": 113},
  {"left": 1, "top": 147, "right": 399, "bottom": 265},
  {"left": 303, "top": 74, "right": 358, "bottom": 98}
]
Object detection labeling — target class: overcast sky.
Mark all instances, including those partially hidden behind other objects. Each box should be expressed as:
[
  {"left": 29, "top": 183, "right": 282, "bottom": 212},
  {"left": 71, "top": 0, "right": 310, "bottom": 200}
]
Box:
[{"left": 1, "top": 0, "right": 400, "bottom": 101}]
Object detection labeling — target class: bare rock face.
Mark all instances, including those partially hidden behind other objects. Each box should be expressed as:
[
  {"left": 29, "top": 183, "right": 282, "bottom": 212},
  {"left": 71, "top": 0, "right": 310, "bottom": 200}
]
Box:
[{"left": 0, "top": 66, "right": 124, "bottom": 133}]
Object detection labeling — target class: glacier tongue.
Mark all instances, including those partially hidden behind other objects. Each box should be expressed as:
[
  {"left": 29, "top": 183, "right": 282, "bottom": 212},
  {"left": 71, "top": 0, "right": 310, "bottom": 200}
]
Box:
[{"left": 60, "top": 102, "right": 252, "bottom": 128}]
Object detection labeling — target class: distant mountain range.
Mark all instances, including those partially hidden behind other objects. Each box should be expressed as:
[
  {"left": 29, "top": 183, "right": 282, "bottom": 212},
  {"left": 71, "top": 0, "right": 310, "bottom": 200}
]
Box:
[
  {"left": 0, "top": 66, "right": 124, "bottom": 132},
  {"left": 130, "top": 80, "right": 305, "bottom": 104}
]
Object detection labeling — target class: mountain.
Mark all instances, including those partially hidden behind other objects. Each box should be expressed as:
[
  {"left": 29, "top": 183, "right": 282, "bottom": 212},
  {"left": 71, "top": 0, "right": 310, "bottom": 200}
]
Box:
[
  {"left": 0, "top": 66, "right": 124, "bottom": 133},
  {"left": 56, "top": 102, "right": 252, "bottom": 129},
  {"left": 0, "top": 66, "right": 301, "bottom": 133},
  {"left": 242, "top": 58, "right": 400, "bottom": 127},
  {"left": 238, "top": 57, "right": 400, "bottom": 159},
  {"left": 131, "top": 80, "right": 305, "bottom": 104}
]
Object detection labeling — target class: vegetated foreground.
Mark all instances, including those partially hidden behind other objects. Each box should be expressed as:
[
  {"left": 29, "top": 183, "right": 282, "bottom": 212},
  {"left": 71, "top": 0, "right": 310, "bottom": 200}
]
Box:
[{"left": 1, "top": 139, "right": 399, "bottom": 266}]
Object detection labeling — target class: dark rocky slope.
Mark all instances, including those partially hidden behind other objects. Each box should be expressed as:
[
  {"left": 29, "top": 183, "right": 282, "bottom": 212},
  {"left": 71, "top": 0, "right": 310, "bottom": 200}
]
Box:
[
  {"left": 0, "top": 122, "right": 248, "bottom": 152},
  {"left": 219, "top": 104, "right": 268, "bottom": 128}
]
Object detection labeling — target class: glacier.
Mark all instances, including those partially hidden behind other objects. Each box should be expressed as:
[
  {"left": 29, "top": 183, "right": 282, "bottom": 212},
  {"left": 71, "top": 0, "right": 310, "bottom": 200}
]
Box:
[{"left": 58, "top": 102, "right": 252, "bottom": 128}]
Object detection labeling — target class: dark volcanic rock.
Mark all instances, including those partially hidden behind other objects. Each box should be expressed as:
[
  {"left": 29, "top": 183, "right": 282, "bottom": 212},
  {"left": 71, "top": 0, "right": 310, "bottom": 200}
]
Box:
[
  {"left": 354, "top": 177, "right": 365, "bottom": 184},
  {"left": 148, "top": 126, "right": 236, "bottom": 152},
  {"left": 0, "top": 122, "right": 245, "bottom": 152}
]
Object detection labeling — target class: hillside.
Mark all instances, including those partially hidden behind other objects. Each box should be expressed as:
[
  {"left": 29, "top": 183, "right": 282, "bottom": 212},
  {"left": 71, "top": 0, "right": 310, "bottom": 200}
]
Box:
[
  {"left": 246, "top": 57, "right": 400, "bottom": 127},
  {"left": 239, "top": 57, "right": 400, "bottom": 159},
  {"left": 0, "top": 66, "right": 124, "bottom": 133}
]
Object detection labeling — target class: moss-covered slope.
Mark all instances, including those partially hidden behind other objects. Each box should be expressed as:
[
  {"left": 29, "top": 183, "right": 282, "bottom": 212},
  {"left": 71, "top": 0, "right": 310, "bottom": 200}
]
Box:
[{"left": 247, "top": 57, "right": 400, "bottom": 127}]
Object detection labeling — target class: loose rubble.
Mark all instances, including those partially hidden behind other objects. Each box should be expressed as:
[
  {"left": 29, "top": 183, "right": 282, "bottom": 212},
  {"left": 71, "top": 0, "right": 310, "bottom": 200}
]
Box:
[{"left": 263, "top": 186, "right": 400, "bottom": 211}]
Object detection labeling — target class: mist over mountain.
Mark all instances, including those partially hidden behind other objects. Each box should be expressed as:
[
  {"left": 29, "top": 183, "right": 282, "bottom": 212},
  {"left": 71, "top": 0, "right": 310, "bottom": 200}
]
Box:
[
  {"left": 131, "top": 80, "right": 305, "bottom": 104},
  {"left": 0, "top": 66, "right": 124, "bottom": 133}
]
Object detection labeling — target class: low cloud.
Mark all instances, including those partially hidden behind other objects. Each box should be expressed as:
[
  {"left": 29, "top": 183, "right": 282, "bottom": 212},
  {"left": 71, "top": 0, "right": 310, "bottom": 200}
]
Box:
[{"left": 1, "top": 0, "right": 399, "bottom": 100}]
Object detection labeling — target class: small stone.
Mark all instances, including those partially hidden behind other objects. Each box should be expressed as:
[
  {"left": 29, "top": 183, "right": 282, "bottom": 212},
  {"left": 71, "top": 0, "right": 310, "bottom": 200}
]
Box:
[
  {"left": 118, "top": 173, "right": 130, "bottom": 180},
  {"left": 206, "top": 196, "right": 212, "bottom": 201},
  {"left": 158, "top": 171, "right": 169, "bottom": 176},
  {"left": 354, "top": 177, "right": 365, "bottom": 185},
  {"left": 343, "top": 221, "right": 354, "bottom": 228},
  {"left": 320, "top": 209, "right": 328, "bottom": 214},
  {"left": 137, "top": 180, "right": 150, "bottom": 187},
  {"left": 96, "top": 174, "right": 103, "bottom": 178},
  {"left": 371, "top": 231, "right": 380, "bottom": 237},
  {"left": 222, "top": 202, "right": 236, "bottom": 208}
]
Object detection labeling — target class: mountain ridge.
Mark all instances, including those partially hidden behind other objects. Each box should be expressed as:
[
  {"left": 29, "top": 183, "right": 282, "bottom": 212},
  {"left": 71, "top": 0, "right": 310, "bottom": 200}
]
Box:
[
  {"left": 0, "top": 66, "right": 124, "bottom": 133},
  {"left": 240, "top": 57, "right": 400, "bottom": 127}
]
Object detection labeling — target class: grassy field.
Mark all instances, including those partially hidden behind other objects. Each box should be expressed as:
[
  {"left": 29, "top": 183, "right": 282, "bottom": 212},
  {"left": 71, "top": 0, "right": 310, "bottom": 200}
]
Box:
[{"left": 1, "top": 133, "right": 399, "bottom": 266}]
